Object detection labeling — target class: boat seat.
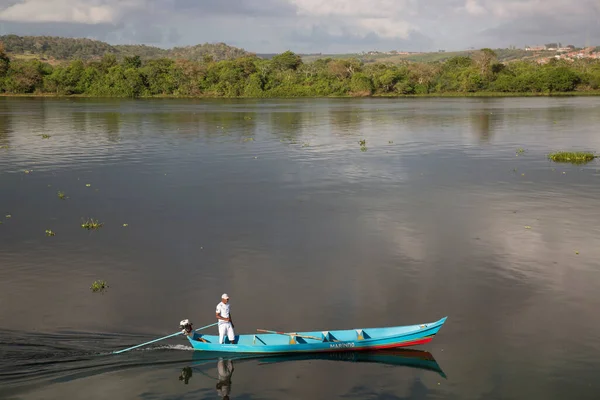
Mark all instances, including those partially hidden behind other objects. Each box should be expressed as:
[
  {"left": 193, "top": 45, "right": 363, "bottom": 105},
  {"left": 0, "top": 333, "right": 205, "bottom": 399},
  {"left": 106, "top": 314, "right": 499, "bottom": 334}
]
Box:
[
  {"left": 253, "top": 335, "right": 266, "bottom": 345},
  {"left": 194, "top": 333, "right": 210, "bottom": 343}
]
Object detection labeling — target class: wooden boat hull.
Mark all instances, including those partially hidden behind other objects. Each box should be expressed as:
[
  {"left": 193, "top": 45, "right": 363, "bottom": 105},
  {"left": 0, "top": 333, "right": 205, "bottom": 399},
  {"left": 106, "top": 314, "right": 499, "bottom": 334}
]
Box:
[{"left": 186, "top": 316, "right": 447, "bottom": 354}]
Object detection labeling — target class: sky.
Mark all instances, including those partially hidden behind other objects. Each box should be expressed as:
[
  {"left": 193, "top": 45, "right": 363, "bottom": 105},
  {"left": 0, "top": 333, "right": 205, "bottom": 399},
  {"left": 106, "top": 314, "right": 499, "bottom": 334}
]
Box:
[{"left": 0, "top": 0, "right": 598, "bottom": 53}]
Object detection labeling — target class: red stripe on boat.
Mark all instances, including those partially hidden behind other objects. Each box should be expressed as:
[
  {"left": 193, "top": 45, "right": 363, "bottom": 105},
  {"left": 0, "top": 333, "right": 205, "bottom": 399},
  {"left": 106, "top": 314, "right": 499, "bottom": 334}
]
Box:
[{"left": 305, "top": 335, "right": 435, "bottom": 353}]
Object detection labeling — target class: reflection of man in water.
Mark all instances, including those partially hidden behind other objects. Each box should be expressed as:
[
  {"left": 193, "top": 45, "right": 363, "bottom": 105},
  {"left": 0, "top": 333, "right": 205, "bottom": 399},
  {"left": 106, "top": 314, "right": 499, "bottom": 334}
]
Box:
[{"left": 216, "top": 358, "right": 234, "bottom": 399}]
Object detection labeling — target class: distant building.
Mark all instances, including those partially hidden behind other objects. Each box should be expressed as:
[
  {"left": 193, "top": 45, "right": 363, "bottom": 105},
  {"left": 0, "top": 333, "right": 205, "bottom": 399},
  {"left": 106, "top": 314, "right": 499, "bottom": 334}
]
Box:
[{"left": 526, "top": 45, "right": 546, "bottom": 51}]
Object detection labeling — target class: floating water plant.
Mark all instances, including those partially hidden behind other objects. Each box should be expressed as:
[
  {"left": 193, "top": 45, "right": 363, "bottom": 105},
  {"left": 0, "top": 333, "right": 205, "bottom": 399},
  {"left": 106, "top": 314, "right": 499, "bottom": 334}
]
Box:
[
  {"left": 45, "top": 229, "right": 55, "bottom": 237},
  {"left": 85, "top": 183, "right": 91, "bottom": 187},
  {"left": 0, "top": 145, "right": 8, "bottom": 149},
  {"left": 81, "top": 218, "right": 103, "bottom": 230},
  {"left": 242, "top": 137, "right": 254, "bottom": 142},
  {"left": 548, "top": 151, "right": 596, "bottom": 165},
  {"left": 90, "top": 280, "right": 108, "bottom": 293},
  {"left": 123, "top": 223, "right": 128, "bottom": 227},
  {"left": 358, "top": 139, "right": 367, "bottom": 152},
  {"left": 516, "top": 148, "right": 525, "bottom": 155},
  {"left": 57, "top": 191, "right": 67, "bottom": 200},
  {"left": 5, "top": 214, "right": 11, "bottom": 218},
  {"left": 40, "top": 134, "right": 51, "bottom": 139}
]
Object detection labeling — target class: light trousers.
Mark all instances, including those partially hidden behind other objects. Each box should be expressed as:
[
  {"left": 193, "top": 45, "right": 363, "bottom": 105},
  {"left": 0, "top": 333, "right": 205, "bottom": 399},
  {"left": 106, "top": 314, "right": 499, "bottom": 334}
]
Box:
[{"left": 219, "top": 322, "right": 235, "bottom": 344}]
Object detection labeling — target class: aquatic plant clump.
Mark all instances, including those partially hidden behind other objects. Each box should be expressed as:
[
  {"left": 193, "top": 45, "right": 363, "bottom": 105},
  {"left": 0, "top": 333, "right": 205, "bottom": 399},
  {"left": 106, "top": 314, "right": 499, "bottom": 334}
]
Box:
[
  {"left": 548, "top": 151, "right": 597, "bottom": 165},
  {"left": 91, "top": 280, "right": 109, "bottom": 293},
  {"left": 45, "top": 229, "right": 55, "bottom": 236},
  {"left": 359, "top": 139, "right": 367, "bottom": 152},
  {"left": 81, "top": 218, "right": 103, "bottom": 230}
]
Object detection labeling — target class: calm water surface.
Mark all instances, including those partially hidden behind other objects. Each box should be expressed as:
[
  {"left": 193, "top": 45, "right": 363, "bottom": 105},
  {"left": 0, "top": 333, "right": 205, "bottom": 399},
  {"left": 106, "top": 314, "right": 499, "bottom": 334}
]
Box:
[{"left": 1, "top": 97, "right": 600, "bottom": 400}]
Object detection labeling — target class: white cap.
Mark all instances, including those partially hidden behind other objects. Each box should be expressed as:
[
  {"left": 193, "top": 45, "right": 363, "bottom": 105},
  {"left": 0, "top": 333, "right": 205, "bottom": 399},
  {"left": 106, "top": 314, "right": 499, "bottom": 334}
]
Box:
[{"left": 221, "top": 293, "right": 229, "bottom": 299}]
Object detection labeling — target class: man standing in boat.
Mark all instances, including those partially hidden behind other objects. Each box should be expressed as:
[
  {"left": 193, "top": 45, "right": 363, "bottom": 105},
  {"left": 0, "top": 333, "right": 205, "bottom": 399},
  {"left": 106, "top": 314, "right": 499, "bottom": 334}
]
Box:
[{"left": 216, "top": 293, "right": 235, "bottom": 344}]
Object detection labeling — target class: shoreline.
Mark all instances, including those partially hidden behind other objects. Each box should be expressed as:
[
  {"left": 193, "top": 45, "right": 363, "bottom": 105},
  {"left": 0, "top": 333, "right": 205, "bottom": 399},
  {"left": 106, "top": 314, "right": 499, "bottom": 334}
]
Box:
[{"left": 2, "top": 91, "right": 600, "bottom": 99}]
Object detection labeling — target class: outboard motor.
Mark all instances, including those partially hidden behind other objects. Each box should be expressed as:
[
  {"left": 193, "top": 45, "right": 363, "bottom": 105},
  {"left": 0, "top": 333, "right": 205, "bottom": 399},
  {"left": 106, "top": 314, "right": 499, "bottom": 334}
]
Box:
[{"left": 180, "top": 319, "right": 194, "bottom": 337}]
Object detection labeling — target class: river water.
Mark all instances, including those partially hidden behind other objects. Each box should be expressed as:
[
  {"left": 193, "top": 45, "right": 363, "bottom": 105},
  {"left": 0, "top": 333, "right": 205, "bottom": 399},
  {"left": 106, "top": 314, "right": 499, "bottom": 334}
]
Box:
[{"left": 1, "top": 97, "right": 599, "bottom": 400}]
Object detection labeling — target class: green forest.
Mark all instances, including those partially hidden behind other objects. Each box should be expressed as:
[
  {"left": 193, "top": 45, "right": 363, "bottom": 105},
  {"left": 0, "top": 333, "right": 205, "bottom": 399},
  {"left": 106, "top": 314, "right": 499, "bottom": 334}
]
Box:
[
  {"left": 1, "top": 45, "right": 599, "bottom": 98},
  {"left": 0, "top": 35, "right": 251, "bottom": 61}
]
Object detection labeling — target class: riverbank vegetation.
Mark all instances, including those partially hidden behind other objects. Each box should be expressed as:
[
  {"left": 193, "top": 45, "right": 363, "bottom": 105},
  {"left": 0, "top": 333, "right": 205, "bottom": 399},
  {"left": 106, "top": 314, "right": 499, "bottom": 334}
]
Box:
[{"left": 1, "top": 44, "right": 599, "bottom": 98}]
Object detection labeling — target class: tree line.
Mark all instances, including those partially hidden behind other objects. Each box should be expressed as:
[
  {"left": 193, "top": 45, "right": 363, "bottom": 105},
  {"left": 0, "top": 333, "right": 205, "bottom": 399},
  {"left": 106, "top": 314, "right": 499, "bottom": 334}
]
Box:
[{"left": 0, "top": 46, "right": 599, "bottom": 97}]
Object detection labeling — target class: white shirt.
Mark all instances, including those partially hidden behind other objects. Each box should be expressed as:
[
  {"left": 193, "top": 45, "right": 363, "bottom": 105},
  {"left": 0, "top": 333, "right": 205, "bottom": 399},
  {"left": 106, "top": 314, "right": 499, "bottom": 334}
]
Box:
[{"left": 216, "top": 302, "right": 230, "bottom": 325}]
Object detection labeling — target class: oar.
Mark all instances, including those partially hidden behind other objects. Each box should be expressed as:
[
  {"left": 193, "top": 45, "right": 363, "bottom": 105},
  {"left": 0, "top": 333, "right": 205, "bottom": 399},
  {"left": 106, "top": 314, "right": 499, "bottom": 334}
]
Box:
[
  {"left": 256, "top": 329, "right": 325, "bottom": 341},
  {"left": 113, "top": 322, "right": 219, "bottom": 354}
]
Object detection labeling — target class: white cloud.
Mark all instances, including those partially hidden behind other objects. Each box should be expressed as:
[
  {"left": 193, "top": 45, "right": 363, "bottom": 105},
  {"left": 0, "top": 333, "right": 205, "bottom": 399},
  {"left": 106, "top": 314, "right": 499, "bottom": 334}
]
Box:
[
  {"left": 357, "top": 18, "right": 412, "bottom": 38},
  {"left": 481, "top": 0, "right": 593, "bottom": 18},
  {"left": 0, "top": 0, "right": 598, "bottom": 51},
  {"left": 287, "top": 0, "right": 417, "bottom": 40},
  {"left": 290, "top": 0, "right": 411, "bottom": 18},
  {"left": 465, "top": 0, "right": 487, "bottom": 15},
  {"left": 0, "top": 0, "right": 147, "bottom": 24}
]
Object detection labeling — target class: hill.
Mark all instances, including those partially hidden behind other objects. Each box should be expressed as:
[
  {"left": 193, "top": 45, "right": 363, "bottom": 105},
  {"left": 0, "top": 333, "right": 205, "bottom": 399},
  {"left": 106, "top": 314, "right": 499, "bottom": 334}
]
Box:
[
  {"left": 0, "top": 35, "right": 253, "bottom": 62},
  {"left": 300, "top": 48, "right": 556, "bottom": 64},
  {"left": 0, "top": 35, "right": 592, "bottom": 66}
]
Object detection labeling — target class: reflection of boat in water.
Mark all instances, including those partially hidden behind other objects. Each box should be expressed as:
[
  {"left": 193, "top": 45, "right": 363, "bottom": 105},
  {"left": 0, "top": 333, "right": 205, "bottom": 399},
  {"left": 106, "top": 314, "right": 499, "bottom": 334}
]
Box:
[
  {"left": 188, "top": 348, "right": 447, "bottom": 379},
  {"left": 181, "top": 350, "right": 446, "bottom": 398},
  {"left": 256, "top": 349, "right": 446, "bottom": 378}
]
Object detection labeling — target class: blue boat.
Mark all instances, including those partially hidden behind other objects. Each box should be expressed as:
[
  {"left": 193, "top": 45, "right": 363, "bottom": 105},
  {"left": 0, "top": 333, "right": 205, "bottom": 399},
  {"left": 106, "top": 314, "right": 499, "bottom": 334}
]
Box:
[{"left": 184, "top": 316, "right": 447, "bottom": 354}]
